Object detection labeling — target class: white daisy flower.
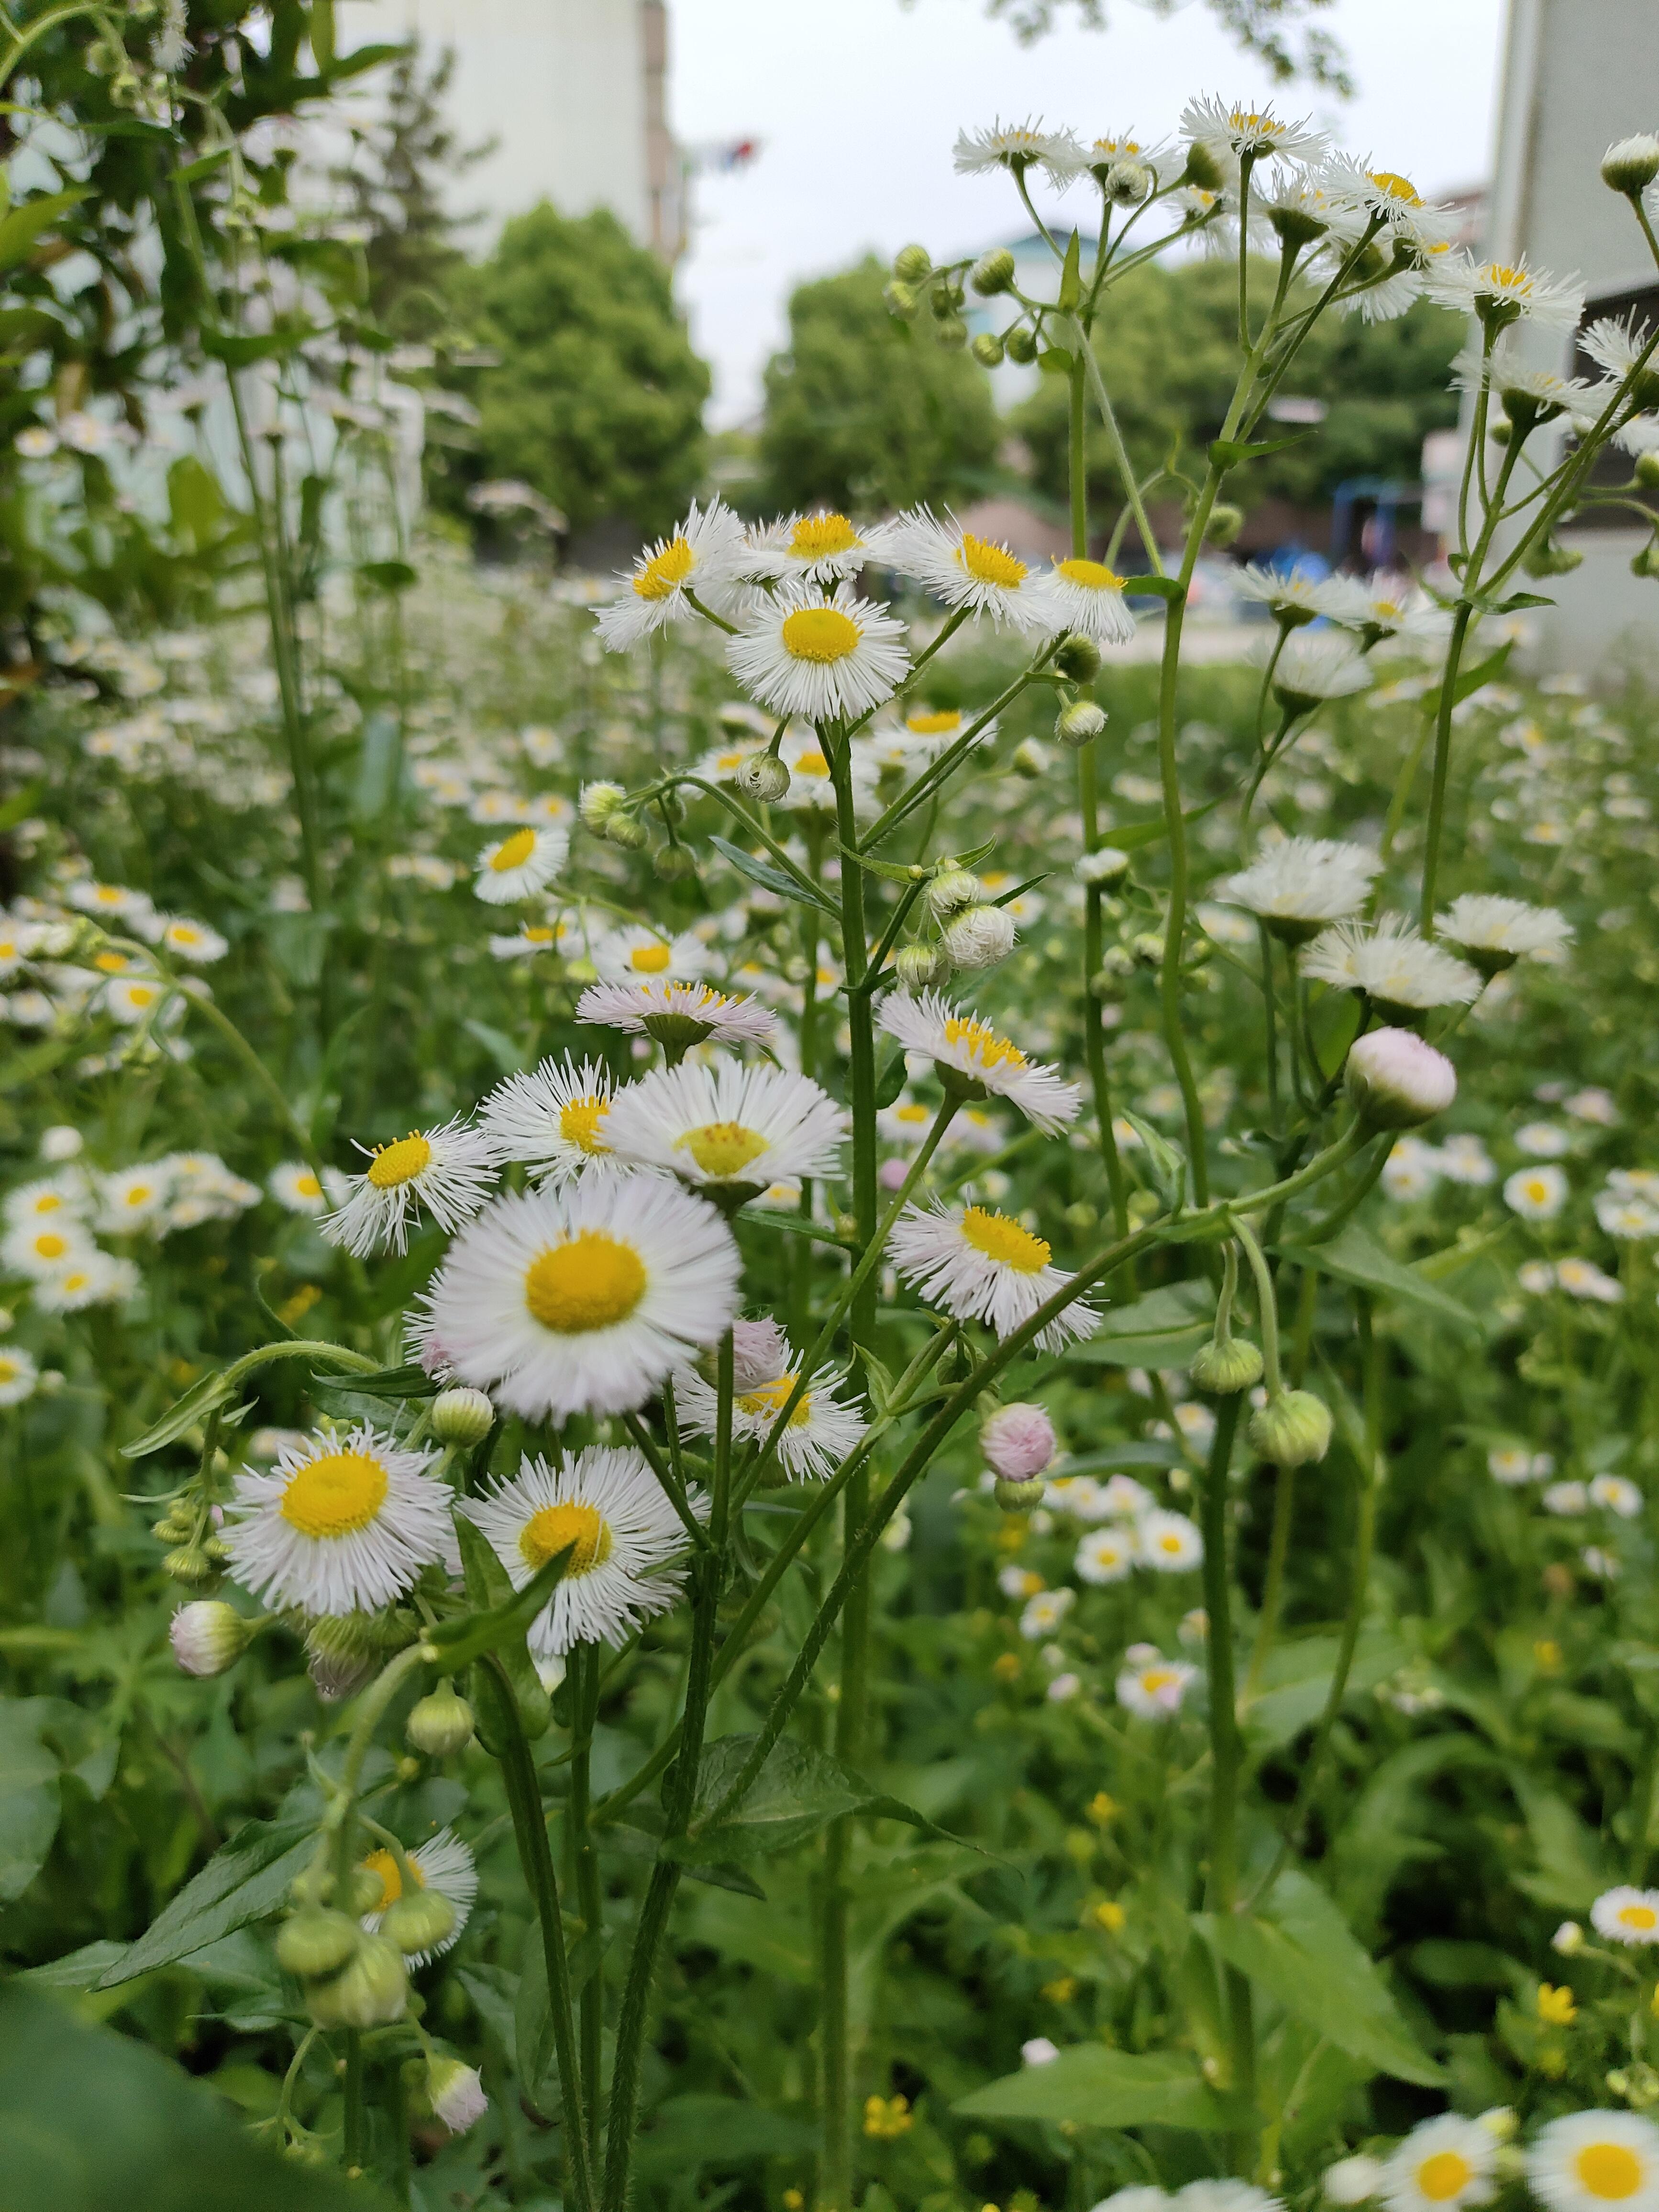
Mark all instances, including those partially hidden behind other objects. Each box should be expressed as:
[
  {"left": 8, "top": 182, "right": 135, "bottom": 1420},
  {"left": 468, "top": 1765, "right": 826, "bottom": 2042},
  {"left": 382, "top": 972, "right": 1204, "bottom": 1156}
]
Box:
[
  {"left": 97, "top": 1162, "right": 175, "bottom": 1235},
  {"left": 268, "top": 1161, "right": 351, "bottom": 1216},
  {"left": 1325, "top": 2155, "right": 1387, "bottom": 2206},
  {"left": 575, "top": 977, "right": 777, "bottom": 1052},
  {"left": 1556, "top": 1258, "right": 1623, "bottom": 1304},
  {"left": 593, "top": 926, "right": 709, "bottom": 986},
  {"left": 1593, "top": 1887, "right": 1659, "bottom": 1945},
  {"left": 1609, "top": 1169, "right": 1659, "bottom": 1199},
  {"left": 64, "top": 878, "right": 154, "bottom": 925},
  {"left": 221, "top": 1423, "right": 453, "bottom": 1616},
  {"left": 1504, "top": 1163, "right": 1568, "bottom": 1221},
  {"left": 1300, "top": 917, "right": 1482, "bottom": 1010},
  {"left": 1096, "top": 1473, "right": 1154, "bottom": 1518},
  {"left": 155, "top": 916, "right": 228, "bottom": 964},
  {"left": 604, "top": 1058, "right": 847, "bottom": 1201},
  {"left": 1042, "top": 557, "right": 1136, "bottom": 643},
  {"left": 359, "top": 1829, "right": 477, "bottom": 1966},
  {"left": 1382, "top": 1136, "right": 1440, "bottom": 1201},
  {"left": 889, "top": 509, "right": 1061, "bottom": 634},
  {"left": 102, "top": 975, "right": 174, "bottom": 1026},
  {"left": 1519, "top": 1261, "right": 1559, "bottom": 1294},
  {"left": 1458, "top": 336, "right": 1594, "bottom": 424},
  {"left": 415, "top": 1176, "right": 740, "bottom": 1422},
  {"left": 1528, "top": 2111, "right": 1659, "bottom": 2212},
  {"left": 675, "top": 1340, "right": 867, "bottom": 1482},
  {"left": 770, "top": 725, "right": 880, "bottom": 818},
  {"left": 1, "top": 1217, "right": 99, "bottom": 1279},
  {"left": 1438, "top": 1135, "right": 1497, "bottom": 1187},
  {"left": 1139, "top": 1508, "right": 1204, "bottom": 1572},
  {"left": 3, "top": 1172, "right": 90, "bottom": 1229},
  {"left": 473, "top": 824, "right": 568, "bottom": 906},
  {"left": 875, "top": 989, "right": 1081, "bottom": 1132},
  {"left": 593, "top": 498, "right": 746, "bottom": 650},
  {"left": 1381, "top": 2113, "right": 1498, "bottom": 2212},
  {"left": 1321, "top": 578, "right": 1450, "bottom": 648},
  {"left": 1272, "top": 629, "right": 1374, "bottom": 708},
  {"left": 321, "top": 1118, "right": 498, "bottom": 1259},
  {"left": 1577, "top": 314, "right": 1659, "bottom": 392},
  {"left": 1436, "top": 894, "right": 1572, "bottom": 973},
  {"left": 32, "top": 1252, "right": 138, "bottom": 1311},
  {"left": 1488, "top": 1446, "right": 1543, "bottom": 1486},
  {"left": 487, "top": 919, "right": 567, "bottom": 962},
  {"left": 1591, "top": 1473, "right": 1642, "bottom": 1517},
  {"left": 1337, "top": 264, "right": 1427, "bottom": 323},
  {"left": 0, "top": 1342, "right": 39, "bottom": 1406},
  {"left": 1516, "top": 1122, "right": 1570, "bottom": 1158},
  {"left": 696, "top": 736, "right": 763, "bottom": 785},
  {"left": 725, "top": 582, "right": 911, "bottom": 722},
  {"left": 953, "top": 118, "right": 1084, "bottom": 185},
  {"left": 1425, "top": 253, "right": 1583, "bottom": 332},
  {"left": 878, "top": 1096, "right": 941, "bottom": 1148},
  {"left": 480, "top": 1055, "right": 618, "bottom": 1185},
  {"left": 1116, "top": 1649, "right": 1196, "bottom": 1719},
  {"left": 1217, "top": 837, "right": 1382, "bottom": 938},
  {"left": 1179, "top": 95, "right": 1326, "bottom": 167},
  {"left": 1565, "top": 1089, "right": 1618, "bottom": 1128},
  {"left": 1019, "top": 1587, "right": 1075, "bottom": 1638},
  {"left": 1075, "top": 1527, "right": 1135, "bottom": 1583},
  {"left": 1232, "top": 562, "right": 1338, "bottom": 623},
  {"left": 889, "top": 1198, "right": 1098, "bottom": 1351},
  {"left": 1319, "top": 159, "right": 1463, "bottom": 251},
  {"left": 740, "top": 510, "right": 899, "bottom": 585},
  {"left": 462, "top": 1445, "right": 702, "bottom": 1655},
  {"left": 1595, "top": 1190, "right": 1659, "bottom": 1240}
]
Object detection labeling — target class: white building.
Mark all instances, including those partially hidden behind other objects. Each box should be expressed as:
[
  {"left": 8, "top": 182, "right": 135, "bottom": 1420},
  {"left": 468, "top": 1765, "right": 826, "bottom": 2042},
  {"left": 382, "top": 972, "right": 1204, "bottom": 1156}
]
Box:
[{"left": 333, "top": 0, "right": 685, "bottom": 258}]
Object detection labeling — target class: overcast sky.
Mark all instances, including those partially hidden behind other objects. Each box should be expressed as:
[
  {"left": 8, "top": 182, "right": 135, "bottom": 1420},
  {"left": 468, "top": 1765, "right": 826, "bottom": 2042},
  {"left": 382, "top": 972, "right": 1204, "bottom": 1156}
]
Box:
[{"left": 667, "top": 0, "right": 1508, "bottom": 428}]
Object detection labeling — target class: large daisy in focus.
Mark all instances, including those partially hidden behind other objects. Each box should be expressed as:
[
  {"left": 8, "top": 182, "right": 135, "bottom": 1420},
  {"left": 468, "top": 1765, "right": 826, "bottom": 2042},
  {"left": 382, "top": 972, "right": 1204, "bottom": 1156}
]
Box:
[
  {"left": 877, "top": 989, "right": 1081, "bottom": 1132},
  {"left": 889, "top": 1199, "right": 1097, "bottom": 1351},
  {"left": 222, "top": 1423, "right": 453, "bottom": 1616},
  {"left": 594, "top": 498, "right": 745, "bottom": 649},
  {"left": 726, "top": 583, "right": 911, "bottom": 722},
  {"left": 321, "top": 1117, "right": 498, "bottom": 1258},
  {"left": 889, "top": 509, "right": 1061, "bottom": 633},
  {"left": 604, "top": 1058, "right": 848, "bottom": 1204},
  {"left": 479, "top": 1055, "right": 618, "bottom": 1185}
]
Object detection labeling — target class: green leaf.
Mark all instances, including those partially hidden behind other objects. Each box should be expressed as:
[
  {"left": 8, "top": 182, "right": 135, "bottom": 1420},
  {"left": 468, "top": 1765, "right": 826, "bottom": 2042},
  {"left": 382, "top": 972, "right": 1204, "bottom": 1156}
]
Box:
[
  {"left": 121, "top": 1368, "right": 237, "bottom": 1459},
  {"left": 1414, "top": 641, "right": 1512, "bottom": 726},
  {"left": 874, "top": 1047, "right": 907, "bottom": 1110},
  {"left": 1121, "top": 1110, "right": 1187, "bottom": 1212},
  {"left": 679, "top": 1736, "right": 981, "bottom": 1863},
  {"left": 434, "top": 1536, "right": 574, "bottom": 1672},
  {"left": 166, "top": 455, "right": 226, "bottom": 551},
  {"left": 1122, "top": 573, "right": 1186, "bottom": 601},
  {"left": 837, "top": 842, "right": 928, "bottom": 887},
  {"left": 0, "top": 1699, "right": 63, "bottom": 1902},
  {"left": 172, "top": 148, "right": 232, "bottom": 185},
  {"left": 1275, "top": 1221, "right": 1479, "bottom": 1332},
  {"left": 1242, "top": 1627, "right": 1409, "bottom": 1748},
  {"left": 632, "top": 2094, "right": 816, "bottom": 2174},
  {"left": 310, "top": 0, "right": 337, "bottom": 66},
  {"left": 351, "top": 709, "right": 400, "bottom": 823},
  {"left": 1201, "top": 1870, "right": 1442, "bottom": 2085},
  {"left": 1209, "top": 431, "right": 1308, "bottom": 467},
  {"left": 1062, "top": 1280, "right": 1215, "bottom": 1368},
  {"left": 0, "top": 189, "right": 87, "bottom": 273},
  {"left": 308, "top": 1361, "right": 436, "bottom": 1404},
  {"left": 96, "top": 1812, "right": 318, "bottom": 1988},
  {"left": 463, "top": 1016, "right": 528, "bottom": 1077},
  {"left": 708, "top": 834, "right": 835, "bottom": 915},
  {"left": 0, "top": 306, "right": 60, "bottom": 353},
  {"left": 1037, "top": 344, "right": 1074, "bottom": 376},
  {"left": 953, "top": 2043, "right": 1249, "bottom": 2131},
  {"left": 357, "top": 558, "right": 418, "bottom": 593},
  {"left": 1057, "top": 230, "right": 1083, "bottom": 311},
  {"left": 0, "top": 780, "right": 44, "bottom": 833},
  {"left": 456, "top": 1520, "right": 551, "bottom": 1739}
]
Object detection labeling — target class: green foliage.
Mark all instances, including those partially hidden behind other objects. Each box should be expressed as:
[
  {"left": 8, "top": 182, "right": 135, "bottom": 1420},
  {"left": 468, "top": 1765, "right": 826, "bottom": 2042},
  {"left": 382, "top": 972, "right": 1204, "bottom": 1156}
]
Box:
[{"left": 759, "top": 257, "right": 1001, "bottom": 516}]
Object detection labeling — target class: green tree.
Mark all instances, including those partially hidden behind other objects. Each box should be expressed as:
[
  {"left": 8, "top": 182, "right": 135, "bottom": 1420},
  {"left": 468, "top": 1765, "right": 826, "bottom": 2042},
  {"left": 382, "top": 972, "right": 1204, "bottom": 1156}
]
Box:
[
  {"left": 760, "top": 256, "right": 1000, "bottom": 517},
  {"left": 1014, "top": 255, "right": 1463, "bottom": 537},
  {"left": 453, "top": 203, "right": 709, "bottom": 538}
]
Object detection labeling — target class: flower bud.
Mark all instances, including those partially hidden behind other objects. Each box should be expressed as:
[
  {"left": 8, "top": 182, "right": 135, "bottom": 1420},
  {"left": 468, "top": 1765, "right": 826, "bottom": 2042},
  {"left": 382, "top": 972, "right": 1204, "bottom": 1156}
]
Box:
[
  {"left": 1248, "top": 1388, "right": 1333, "bottom": 1468},
  {"left": 276, "top": 1908, "right": 360, "bottom": 1980},
  {"left": 407, "top": 1685, "right": 476, "bottom": 1757},
  {"left": 381, "top": 1885, "right": 457, "bottom": 1957},
  {"left": 935, "top": 312, "right": 968, "bottom": 350},
  {"left": 1344, "top": 1027, "right": 1456, "bottom": 1130},
  {"left": 940, "top": 903, "right": 1017, "bottom": 972},
  {"left": 981, "top": 1402, "right": 1058, "bottom": 1482},
  {"left": 348, "top": 1863, "right": 391, "bottom": 1913},
  {"left": 883, "top": 279, "right": 919, "bottom": 321},
  {"left": 925, "top": 868, "right": 982, "bottom": 919},
  {"left": 736, "top": 749, "right": 792, "bottom": 803},
  {"left": 1552, "top": 1919, "right": 1584, "bottom": 1956},
  {"left": 431, "top": 1385, "right": 495, "bottom": 1446},
  {"left": 971, "top": 331, "right": 1005, "bottom": 368},
  {"left": 893, "top": 243, "right": 931, "bottom": 283},
  {"left": 605, "top": 811, "right": 648, "bottom": 850},
  {"left": 1053, "top": 632, "right": 1102, "bottom": 683},
  {"left": 654, "top": 842, "right": 697, "bottom": 882},
  {"left": 1189, "top": 1337, "right": 1265, "bottom": 1394},
  {"left": 578, "top": 779, "right": 626, "bottom": 832},
  {"left": 1637, "top": 451, "right": 1659, "bottom": 490},
  {"left": 1012, "top": 737, "right": 1050, "bottom": 777},
  {"left": 995, "top": 1477, "right": 1044, "bottom": 1511},
  {"left": 1056, "top": 699, "right": 1107, "bottom": 748},
  {"left": 1522, "top": 534, "right": 1584, "bottom": 577},
  {"left": 169, "top": 1601, "right": 255, "bottom": 1678},
  {"left": 894, "top": 942, "right": 944, "bottom": 992},
  {"left": 1105, "top": 158, "right": 1152, "bottom": 208},
  {"left": 971, "top": 247, "right": 1016, "bottom": 296},
  {"left": 1205, "top": 502, "right": 1244, "bottom": 549},
  {"left": 1075, "top": 846, "right": 1130, "bottom": 885},
  {"left": 427, "top": 2056, "right": 488, "bottom": 2135},
  {"left": 1603, "top": 134, "right": 1659, "bottom": 196},
  {"left": 1181, "top": 142, "right": 1226, "bottom": 192},
  {"left": 163, "top": 1544, "right": 214, "bottom": 1587},
  {"left": 1005, "top": 325, "right": 1038, "bottom": 365},
  {"left": 307, "top": 1933, "right": 408, "bottom": 2028},
  {"left": 1632, "top": 536, "right": 1659, "bottom": 581}
]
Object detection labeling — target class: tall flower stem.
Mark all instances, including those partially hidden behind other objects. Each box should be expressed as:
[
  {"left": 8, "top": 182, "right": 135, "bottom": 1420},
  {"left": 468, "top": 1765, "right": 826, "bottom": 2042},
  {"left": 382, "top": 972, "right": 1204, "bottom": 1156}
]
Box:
[
  {"left": 1198, "top": 1394, "right": 1255, "bottom": 2139},
  {"left": 570, "top": 1642, "right": 604, "bottom": 2149}
]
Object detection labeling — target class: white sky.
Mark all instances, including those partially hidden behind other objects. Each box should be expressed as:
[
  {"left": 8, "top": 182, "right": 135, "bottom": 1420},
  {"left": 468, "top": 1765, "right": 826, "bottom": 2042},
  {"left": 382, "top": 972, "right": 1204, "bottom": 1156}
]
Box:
[{"left": 667, "top": 0, "right": 1508, "bottom": 428}]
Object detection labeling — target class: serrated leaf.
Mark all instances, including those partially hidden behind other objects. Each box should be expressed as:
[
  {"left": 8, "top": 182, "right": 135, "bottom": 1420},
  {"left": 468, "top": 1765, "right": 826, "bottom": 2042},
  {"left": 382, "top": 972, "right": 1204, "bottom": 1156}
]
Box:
[
  {"left": 953, "top": 2043, "right": 1249, "bottom": 2130},
  {"left": 1275, "top": 1221, "right": 1479, "bottom": 1332},
  {"left": 708, "top": 834, "right": 835, "bottom": 914},
  {"left": 96, "top": 1811, "right": 318, "bottom": 1987}
]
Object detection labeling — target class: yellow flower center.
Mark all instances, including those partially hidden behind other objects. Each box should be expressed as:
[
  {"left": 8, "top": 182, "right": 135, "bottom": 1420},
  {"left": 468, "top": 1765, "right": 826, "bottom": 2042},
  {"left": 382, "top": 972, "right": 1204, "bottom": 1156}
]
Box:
[
  {"left": 794, "top": 748, "right": 830, "bottom": 775},
  {"left": 559, "top": 1096, "right": 610, "bottom": 1154},
  {"left": 633, "top": 536, "right": 696, "bottom": 600},
  {"left": 1576, "top": 2147, "right": 1644, "bottom": 2200},
  {"left": 628, "top": 943, "right": 672, "bottom": 973},
  {"left": 1483, "top": 263, "right": 1530, "bottom": 293},
  {"left": 31, "top": 1194, "right": 63, "bottom": 1215},
  {"left": 367, "top": 1132, "right": 432, "bottom": 1189},
  {"left": 122, "top": 1184, "right": 154, "bottom": 1208},
  {"left": 94, "top": 951, "right": 129, "bottom": 974},
  {"left": 295, "top": 1173, "right": 322, "bottom": 1199},
  {"left": 1369, "top": 170, "right": 1421, "bottom": 203},
  {"left": 781, "top": 607, "right": 861, "bottom": 664},
  {"left": 960, "top": 1206, "right": 1050, "bottom": 1272},
  {"left": 91, "top": 885, "right": 124, "bottom": 906},
  {"left": 907, "top": 709, "right": 962, "bottom": 735},
  {"left": 58, "top": 1272, "right": 90, "bottom": 1294},
  {"left": 678, "top": 1120, "right": 769, "bottom": 1179},
  {"left": 361, "top": 1845, "right": 425, "bottom": 1911},
  {"left": 523, "top": 926, "right": 555, "bottom": 943},
  {"left": 957, "top": 534, "right": 1028, "bottom": 588},
  {"left": 0, "top": 1359, "right": 17, "bottom": 1384},
  {"left": 1094, "top": 137, "right": 1141, "bottom": 155},
  {"left": 1619, "top": 1904, "right": 1658, "bottom": 1930},
  {"left": 736, "top": 1375, "right": 811, "bottom": 1427},
  {"left": 33, "top": 1232, "right": 69, "bottom": 1260},
  {"left": 1158, "top": 1532, "right": 1183, "bottom": 1554},
  {"left": 125, "top": 984, "right": 157, "bottom": 1006},
  {"left": 789, "top": 513, "right": 860, "bottom": 559},
  {"left": 489, "top": 828, "right": 537, "bottom": 872},
  {"left": 1140, "top": 1667, "right": 1176, "bottom": 1694},
  {"left": 524, "top": 1232, "right": 646, "bottom": 1332},
  {"left": 943, "top": 1014, "right": 1027, "bottom": 1071},
  {"left": 892, "top": 1103, "right": 930, "bottom": 1125},
  {"left": 169, "top": 925, "right": 202, "bottom": 945},
  {"left": 1416, "top": 2155, "right": 1473, "bottom": 2203},
  {"left": 1054, "top": 557, "right": 1124, "bottom": 590},
  {"left": 520, "top": 1500, "right": 612, "bottom": 1575},
  {"left": 279, "top": 1450, "right": 389, "bottom": 1538}
]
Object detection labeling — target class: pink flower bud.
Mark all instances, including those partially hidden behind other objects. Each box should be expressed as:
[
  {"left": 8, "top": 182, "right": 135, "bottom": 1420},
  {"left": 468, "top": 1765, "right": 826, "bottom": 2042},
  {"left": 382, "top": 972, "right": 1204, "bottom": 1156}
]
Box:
[
  {"left": 980, "top": 1401, "right": 1057, "bottom": 1482},
  {"left": 1344, "top": 1025, "right": 1456, "bottom": 1129}
]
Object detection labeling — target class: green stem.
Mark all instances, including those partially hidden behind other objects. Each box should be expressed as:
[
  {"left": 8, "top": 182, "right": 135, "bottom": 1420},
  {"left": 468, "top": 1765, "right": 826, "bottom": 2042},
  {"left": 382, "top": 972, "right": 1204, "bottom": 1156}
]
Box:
[
  {"left": 1198, "top": 1394, "right": 1256, "bottom": 2128},
  {"left": 343, "top": 2031, "right": 365, "bottom": 2174},
  {"left": 571, "top": 1642, "right": 604, "bottom": 2151},
  {"left": 1418, "top": 599, "right": 1472, "bottom": 932}
]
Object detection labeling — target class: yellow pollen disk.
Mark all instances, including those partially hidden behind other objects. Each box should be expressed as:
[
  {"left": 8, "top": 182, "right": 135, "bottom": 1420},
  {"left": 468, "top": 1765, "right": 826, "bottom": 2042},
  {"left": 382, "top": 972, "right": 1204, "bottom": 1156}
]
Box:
[
  {"left": 525, "top": 1232, "right": 646, "bottom": 1333},
  {"left": 678, "top": 1119, "right": 769, "bottom": 1179},
  {"left": 893, "top": 1103, "right": 930, "bottom": 1125},
  {"left": 367, "top": 1132, "right": 433, "bottom": 1190},
  {"left": 1369, "top": 170, "right": 1421, "bottom": 203},
  {"left": 1140, "top": 1667, "right": 1176, "bottom": 1694},
  {"left": 1482, "top": 263, "right": 1531, "bottom": 292},
  {"left": 489, "top": 827, "right": 537, "bottom": 872},
  {"left": 520, "top": 1500, "right": 612, "bottom": 1575},
  {"left": 1158, "top": 1533, "right": 1183, "bottom": 1553},
  {"left": 523, "top": 926, "right": 556, "bottom": 944},
  {"left": 737, "top": 1375, "right": 811, "bottom": 1427},
  {"left": 789, "top": 513, "right": 860, "bottom": 559},
  {"left": 1416, "top": 2156, "right": 1473, "bottom": 2204},
  {"left": 1055, "top": 556, "right": 1125, "bottom": 590},
  {"left": 1576, "top": 2146, "right": 1645, "bottom": 2201},
  {"left": 122, "top": 1185, "right": 154, "bottom": 1208},
  {"left": 295, "top": 1173, "right": 322, "bottom": 1199},
  {"left": 628, "top": 943, "right": 672, "bottom": 974},
  {"left": 279, "top": 1449, "right": 389, "bottom": 1538},
  {"left": 1619, "top": 1904, "right": 1659, "bottom": 1930},
  {"left": 943, "top": 1014, "right": 1027, "bottom": 1072},
  {"left": 31, "top": 1193, "right": 64, "bottom": 1215},
  {"left": 1230, "top": 109, "right": 1285, "bottom": 137},
  {"left": 794, "top": 748, "right": 830, "bottom": 775},
  {"left": 1094, "top": 137, "right": 1141, "bottom": 155},
  {"left": 960, "top": 1206, "right": 1051, "bottom": 1272},
  {"left": 957, "top": 534, "right": 1028, "bottom": 588},
  {"left": 32, "top": 1231, "right": 70, "bottom": 1261},
  {"left": 781, "top": 607, "right": 862, "bottom": 664},
  {"left": 633, "top": 536, "right": 696, "bottom": 600},
  {"left": 126, "top": 985, "right": 158, "bottom": 1006},
  {"left": 361, "top": 1845, "right": 425, "bottom": 1911},
  {"left": 90, "top": 885, "right": 125, "bottom": 907},
  {"left": 907, "top": 709, "right": 962, "bottom": 735},
  {"left": 0, "top": 1359, "right": 18, "bottom": 1385},
  {"left": 93, "top": 951, "right": 130, "bottom": 974},
  {"left": 559, "top": 1096, "right": 611, "bottom": 1154},
  {"left": 168, "top": 925, "right": 203, "bottom": 945}
]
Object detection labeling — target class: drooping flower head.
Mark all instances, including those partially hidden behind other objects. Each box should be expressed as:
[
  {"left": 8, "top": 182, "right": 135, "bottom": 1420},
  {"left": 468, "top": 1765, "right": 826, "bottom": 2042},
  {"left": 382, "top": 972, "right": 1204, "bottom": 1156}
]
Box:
[
  {"left": 876, "top": 989, "right": 1081, "bottom": 1132},
  {"left": 575, "top": 977, "right": 777, "bottom": 1053},
  {"left": 1436, "top": 894, "right": 1573, "bottom": 976},
  {"left": 1217, "top": 837, "right": 1382, "bottom": 942},
  {"left": 321, "top": 1117, "right": 498, "bottom": 1259},
  {"left": 889, "top": 1199, "right": 1097, "bottom": 1351},
  {"left": 594, "top": 499, "right": 746, "bottom": 650},
  {"left": 358, "top": 1829, "right": 477, "bottom": 1966}
]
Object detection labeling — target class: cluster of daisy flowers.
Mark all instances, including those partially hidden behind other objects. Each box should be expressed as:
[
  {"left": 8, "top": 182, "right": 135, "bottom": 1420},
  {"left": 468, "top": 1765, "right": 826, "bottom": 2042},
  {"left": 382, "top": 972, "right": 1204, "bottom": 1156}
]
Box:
[
  {"left": 0, "top": 870, "right": 227, "bottom": 1047},
  {"left": 1044, "top": 1470, "right": 1205, "bottom": 1583}
]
